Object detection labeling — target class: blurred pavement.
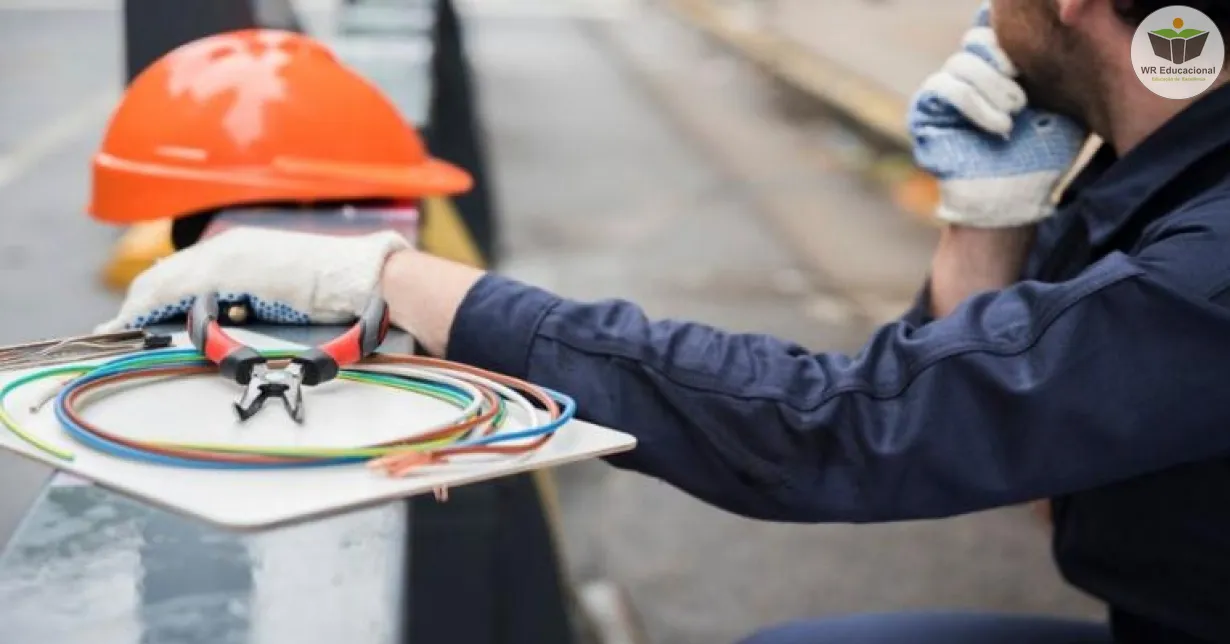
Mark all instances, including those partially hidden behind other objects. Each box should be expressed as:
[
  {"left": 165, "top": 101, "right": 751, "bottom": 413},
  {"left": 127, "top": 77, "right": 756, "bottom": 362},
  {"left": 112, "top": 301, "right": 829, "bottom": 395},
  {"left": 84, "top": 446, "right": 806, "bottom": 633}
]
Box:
[
  {"left": 761, "top": 0, "right": 979, "bottom": 102},
  {"left": 660, "top": 0, "right": 984, "bottom": 222},
  {"left": 0, "top": 1, "right": 1101, "bottom": 643}
]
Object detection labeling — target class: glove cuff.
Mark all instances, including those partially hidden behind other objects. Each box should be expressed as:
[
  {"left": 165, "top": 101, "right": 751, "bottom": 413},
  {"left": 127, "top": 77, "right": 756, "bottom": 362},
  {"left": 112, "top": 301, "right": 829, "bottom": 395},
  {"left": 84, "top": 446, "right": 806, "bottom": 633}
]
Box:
[
  {"left": 312, "top": 231, "right": 411, "bottom": 322},
  {"left": 934, "top": 171, "right": 1061, "bottom": 228}
]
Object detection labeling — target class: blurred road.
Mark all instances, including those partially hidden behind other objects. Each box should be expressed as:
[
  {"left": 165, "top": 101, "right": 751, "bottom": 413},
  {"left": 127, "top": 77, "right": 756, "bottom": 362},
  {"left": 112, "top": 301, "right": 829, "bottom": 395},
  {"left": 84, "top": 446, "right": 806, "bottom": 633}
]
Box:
[
  {"left": 758, "top": 0, "right": 979, "bottom": 102},
  {"left": 0, "top": 1, "right": 1100, "bottom": 642},
  {"left": 0, "top": 4, "right": 121, "bottom": 338}
]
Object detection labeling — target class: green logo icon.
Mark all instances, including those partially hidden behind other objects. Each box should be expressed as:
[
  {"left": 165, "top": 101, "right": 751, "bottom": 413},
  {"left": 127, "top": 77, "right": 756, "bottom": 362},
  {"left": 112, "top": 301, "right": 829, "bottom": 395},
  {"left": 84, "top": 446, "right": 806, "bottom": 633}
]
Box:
[{"left": 1149, "top": 17, "right": 1209, "bottom": 64}]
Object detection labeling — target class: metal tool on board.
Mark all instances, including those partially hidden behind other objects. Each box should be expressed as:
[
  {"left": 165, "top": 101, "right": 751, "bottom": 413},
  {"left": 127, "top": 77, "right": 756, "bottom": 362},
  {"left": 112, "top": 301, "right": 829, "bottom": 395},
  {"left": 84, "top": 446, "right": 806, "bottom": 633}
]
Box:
[
  {"left": 0, "top": 330, "right": 173, "bottom": 372},
  {"left": 187, "top": 292, "right": 391, "bottom": 422}
]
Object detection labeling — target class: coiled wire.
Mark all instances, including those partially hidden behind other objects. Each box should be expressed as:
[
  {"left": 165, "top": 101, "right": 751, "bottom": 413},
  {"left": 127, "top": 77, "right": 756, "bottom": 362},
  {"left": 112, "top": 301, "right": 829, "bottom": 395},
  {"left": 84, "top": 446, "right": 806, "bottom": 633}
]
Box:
[{"left": 0, "top": 348, "right": 574, "bottom": 477}]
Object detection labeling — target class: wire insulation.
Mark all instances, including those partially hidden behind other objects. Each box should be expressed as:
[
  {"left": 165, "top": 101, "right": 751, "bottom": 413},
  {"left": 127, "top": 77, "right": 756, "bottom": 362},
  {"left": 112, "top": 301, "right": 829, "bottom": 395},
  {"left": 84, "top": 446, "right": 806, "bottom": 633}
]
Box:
[{"left": 0, "top": 348, "right": 574, "bottom": 477}]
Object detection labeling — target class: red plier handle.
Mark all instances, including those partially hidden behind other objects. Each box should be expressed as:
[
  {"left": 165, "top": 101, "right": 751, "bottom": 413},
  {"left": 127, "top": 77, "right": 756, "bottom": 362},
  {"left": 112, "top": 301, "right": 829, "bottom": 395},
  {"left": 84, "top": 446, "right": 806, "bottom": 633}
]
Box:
[{"left": 187, "top": 293, "right": 391, "bottom": 386}]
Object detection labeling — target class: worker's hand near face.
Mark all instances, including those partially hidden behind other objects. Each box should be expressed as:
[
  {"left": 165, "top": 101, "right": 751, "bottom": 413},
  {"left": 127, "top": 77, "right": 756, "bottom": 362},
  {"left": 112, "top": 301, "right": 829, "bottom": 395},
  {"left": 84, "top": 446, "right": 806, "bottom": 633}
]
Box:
[
  {"left": 908, "top": 2, "right": 1088, "bottom": 228},
  {"left": 96, "top": 227, "right": 413, "bottom": 333},
  {"left": 909, "top": 3, "right": 1090, "bottom": 317},
  {"left": 908, "top": 2, "right": 1087, "bottom": 523}
]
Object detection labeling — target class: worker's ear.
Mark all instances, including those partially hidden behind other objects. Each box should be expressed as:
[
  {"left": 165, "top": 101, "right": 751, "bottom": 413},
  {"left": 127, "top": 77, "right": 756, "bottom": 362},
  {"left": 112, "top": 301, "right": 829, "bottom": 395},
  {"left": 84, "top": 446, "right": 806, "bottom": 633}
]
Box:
[{"left": 1054, "top": 0, "right": 1096, "bottom": 25}]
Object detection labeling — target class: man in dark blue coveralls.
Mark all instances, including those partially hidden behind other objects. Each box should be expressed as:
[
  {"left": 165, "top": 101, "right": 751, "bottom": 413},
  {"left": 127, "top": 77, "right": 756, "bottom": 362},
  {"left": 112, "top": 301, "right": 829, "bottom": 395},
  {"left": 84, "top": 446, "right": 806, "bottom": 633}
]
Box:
[{"left": 104, "top": 0, "right": 1230, "bottom": 642}]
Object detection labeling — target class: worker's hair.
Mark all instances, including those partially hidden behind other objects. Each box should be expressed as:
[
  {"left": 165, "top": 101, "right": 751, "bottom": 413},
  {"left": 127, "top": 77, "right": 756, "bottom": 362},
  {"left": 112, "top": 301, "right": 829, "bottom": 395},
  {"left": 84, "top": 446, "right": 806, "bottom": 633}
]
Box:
[{"left": 1113, "top": 0, "right": 1230, "bottom": 35}]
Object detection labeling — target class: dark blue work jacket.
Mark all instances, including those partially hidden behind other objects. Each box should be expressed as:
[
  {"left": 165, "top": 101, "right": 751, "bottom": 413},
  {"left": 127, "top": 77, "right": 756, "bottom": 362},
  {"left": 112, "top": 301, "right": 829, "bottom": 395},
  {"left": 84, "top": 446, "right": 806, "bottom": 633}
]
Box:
[{"left": 448, "top": 85, "right": 1230, "bottom": 643}]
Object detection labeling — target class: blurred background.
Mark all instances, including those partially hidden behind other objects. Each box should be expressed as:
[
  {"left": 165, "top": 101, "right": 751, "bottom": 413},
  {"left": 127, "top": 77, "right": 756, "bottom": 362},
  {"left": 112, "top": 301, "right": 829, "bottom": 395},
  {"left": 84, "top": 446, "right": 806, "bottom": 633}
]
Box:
[{"left": 0, "top": 0, "right": 1104, "bottom": 642}]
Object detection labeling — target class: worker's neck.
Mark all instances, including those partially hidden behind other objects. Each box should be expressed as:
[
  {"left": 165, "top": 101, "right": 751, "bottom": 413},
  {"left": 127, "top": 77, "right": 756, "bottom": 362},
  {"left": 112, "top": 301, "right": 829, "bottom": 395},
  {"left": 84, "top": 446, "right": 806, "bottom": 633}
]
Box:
[{"left": 1103, "top": 72, "right": 1230, "bottom": 155}]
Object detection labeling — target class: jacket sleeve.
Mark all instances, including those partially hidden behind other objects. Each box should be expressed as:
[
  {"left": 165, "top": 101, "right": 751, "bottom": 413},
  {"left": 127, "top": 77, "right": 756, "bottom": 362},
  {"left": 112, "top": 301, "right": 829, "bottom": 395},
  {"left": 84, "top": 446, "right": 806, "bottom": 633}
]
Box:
[{"left": 445, "top": 232, "right": 1230, "bottom": 523}]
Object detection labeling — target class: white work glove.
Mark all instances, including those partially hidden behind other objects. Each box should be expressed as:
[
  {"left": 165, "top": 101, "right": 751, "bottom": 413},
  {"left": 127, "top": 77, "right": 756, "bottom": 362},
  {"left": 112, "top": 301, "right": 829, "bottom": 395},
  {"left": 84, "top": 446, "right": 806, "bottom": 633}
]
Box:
[
  {"left": 907, "top": 3, "right": 1088, "bottom": 227},
  {"left": 96, "top": 227, "right": 410, "bottom": 333}
]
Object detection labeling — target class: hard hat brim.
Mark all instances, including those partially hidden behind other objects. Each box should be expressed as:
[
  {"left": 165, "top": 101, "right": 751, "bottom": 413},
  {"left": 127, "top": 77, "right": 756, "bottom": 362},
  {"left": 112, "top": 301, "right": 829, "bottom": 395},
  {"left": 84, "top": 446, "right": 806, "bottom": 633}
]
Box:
[
  {"left": 272, "top": 155, "right": 475, "bottom": 197},
  {"left": 89, "top": 153, "right": 475, "bottom": 225}
]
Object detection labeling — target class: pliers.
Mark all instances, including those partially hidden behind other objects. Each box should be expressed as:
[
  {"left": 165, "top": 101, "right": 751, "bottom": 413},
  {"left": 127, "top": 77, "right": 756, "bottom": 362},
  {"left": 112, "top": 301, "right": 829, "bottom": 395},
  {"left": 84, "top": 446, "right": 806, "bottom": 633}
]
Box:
[{"left": 187, "top": 293, "right": 391, "bottom": 423}]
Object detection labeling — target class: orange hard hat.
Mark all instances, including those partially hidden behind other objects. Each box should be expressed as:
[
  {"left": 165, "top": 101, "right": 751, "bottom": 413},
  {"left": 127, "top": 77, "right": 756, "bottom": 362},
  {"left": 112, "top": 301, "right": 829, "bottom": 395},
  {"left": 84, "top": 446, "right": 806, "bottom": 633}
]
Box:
[{"left": 89, "top": 29, "right": 473, "bottom": 225}]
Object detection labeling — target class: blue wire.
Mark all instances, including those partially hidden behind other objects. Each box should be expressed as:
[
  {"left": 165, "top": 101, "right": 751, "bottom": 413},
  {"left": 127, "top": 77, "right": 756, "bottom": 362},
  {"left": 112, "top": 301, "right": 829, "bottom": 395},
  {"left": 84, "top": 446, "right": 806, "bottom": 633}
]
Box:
[
  {"left": 54, "top": 403, "right": 363, "bottom": 470},
  {"left": 53, "top": 368, "right": 363, "bottom": 469},
  {"left": 51, "top": 350, "right": 577, "bottom": 469},
  {"left": 448, "top": 388, "right": 577, "bottom": 447}
]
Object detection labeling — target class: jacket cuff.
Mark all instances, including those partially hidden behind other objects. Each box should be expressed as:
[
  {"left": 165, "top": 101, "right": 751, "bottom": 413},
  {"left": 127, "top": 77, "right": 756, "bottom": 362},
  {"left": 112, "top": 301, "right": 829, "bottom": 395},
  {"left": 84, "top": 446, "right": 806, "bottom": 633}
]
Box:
[{"left": 445, "top": 273, "right": 563, "bottom": 379}]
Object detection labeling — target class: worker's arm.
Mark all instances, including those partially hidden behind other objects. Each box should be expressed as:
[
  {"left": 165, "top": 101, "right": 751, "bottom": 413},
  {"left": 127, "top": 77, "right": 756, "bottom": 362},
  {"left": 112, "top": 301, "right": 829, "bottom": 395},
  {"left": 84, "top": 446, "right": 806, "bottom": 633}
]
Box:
[
  {"left": 925, "top": 225, "right": 1036, "bottom": 318},
  {"left": 913, "top": 225, "right": 1049, "bottom": 523},
  {"left": 383, "top": 213, "right": 1230, "bottom": 524}
]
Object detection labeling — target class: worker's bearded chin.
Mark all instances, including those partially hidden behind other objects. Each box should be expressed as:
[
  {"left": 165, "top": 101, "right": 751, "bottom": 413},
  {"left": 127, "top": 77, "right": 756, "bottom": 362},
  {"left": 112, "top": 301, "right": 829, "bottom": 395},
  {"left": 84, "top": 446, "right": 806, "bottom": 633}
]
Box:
[{"left": 992, "top": 0, "right": 1102, "bottom": 130}]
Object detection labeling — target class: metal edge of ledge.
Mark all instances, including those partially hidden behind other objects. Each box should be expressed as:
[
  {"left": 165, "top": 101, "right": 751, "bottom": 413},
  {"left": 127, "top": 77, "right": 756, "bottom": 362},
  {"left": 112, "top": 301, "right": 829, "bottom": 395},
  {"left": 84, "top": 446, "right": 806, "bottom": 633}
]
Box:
[{"left": 662, "top": 0, "right": 913, "bottom": 153}]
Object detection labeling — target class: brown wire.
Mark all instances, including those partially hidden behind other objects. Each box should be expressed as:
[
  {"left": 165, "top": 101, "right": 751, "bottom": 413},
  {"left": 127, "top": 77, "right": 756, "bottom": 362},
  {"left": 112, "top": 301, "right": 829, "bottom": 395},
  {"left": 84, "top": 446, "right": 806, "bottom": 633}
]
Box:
[
  {"left": 361, "top": 355, "right": 561, "bottom": 473},
  {"left": 58, "top": 353, "right": 562, "bottom": 473}
]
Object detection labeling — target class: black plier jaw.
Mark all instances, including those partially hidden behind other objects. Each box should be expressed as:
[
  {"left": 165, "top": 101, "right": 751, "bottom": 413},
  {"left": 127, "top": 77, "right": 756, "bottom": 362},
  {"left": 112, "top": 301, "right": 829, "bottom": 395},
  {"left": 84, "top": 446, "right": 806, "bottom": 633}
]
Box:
[
  {"left": 235, "top": 363, "right": 306, "bottom": 423},
  {"left": 187, "top": 293, "right": 391, "bottom": 422}
]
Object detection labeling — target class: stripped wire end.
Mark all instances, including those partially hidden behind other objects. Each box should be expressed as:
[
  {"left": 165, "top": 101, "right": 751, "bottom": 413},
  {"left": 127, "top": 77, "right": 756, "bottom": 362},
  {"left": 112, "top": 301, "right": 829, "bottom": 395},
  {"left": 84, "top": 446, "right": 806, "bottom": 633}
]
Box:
[
  {"left": 29, "top": 381, "right": 69, "bottom": 413},
  {"left": 366, "top": 451, "right": 451, "bottom": 501},
  {"left": 367, "top": 450, "right": 439, "bottom": 476}
]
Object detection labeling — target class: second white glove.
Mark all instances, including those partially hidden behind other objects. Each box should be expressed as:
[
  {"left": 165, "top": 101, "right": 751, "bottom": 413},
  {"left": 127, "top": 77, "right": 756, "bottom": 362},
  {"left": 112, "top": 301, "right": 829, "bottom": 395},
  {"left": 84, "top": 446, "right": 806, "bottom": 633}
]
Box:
[
  {"left": 97, "top": 227, "right": 411, "bottom": 333},
  {"left": 908, "top": 9, "right": 1088, "bottom": 228}
]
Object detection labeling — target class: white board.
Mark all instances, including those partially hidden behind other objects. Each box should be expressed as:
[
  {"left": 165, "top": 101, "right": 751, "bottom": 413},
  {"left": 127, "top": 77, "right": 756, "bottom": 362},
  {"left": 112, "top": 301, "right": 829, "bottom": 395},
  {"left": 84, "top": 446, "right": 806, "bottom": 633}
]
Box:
[{"left": 0, "top": 329, "right": 636, "bottom": 530}]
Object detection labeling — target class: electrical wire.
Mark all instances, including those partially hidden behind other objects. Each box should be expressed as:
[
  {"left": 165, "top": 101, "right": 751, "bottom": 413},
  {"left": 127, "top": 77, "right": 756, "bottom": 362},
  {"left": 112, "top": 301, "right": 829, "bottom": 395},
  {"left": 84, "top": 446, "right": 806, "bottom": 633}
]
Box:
[
  {"left": 0, "top": 331, "right": 164, "bottom": 370},
  {"left": 0, "top": 348, "right": 575, "bottom": 477}
]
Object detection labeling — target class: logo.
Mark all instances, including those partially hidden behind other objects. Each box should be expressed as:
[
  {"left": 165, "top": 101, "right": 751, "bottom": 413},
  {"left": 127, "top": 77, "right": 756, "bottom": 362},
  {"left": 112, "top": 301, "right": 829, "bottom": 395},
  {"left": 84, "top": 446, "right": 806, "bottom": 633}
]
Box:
[{"left": 1133, "top": 6, "right": 1224, "bottom": 99}]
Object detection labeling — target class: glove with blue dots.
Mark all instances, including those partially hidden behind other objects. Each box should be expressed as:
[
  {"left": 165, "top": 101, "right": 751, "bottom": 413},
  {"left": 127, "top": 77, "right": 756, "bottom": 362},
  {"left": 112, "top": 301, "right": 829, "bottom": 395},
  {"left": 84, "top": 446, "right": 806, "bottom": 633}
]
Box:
[
  {"left": 96, "top": 227, "right": 410, "bottom": 333},
  {"left": 907, "top": 3, "right": 1089, "bottom": 227}
]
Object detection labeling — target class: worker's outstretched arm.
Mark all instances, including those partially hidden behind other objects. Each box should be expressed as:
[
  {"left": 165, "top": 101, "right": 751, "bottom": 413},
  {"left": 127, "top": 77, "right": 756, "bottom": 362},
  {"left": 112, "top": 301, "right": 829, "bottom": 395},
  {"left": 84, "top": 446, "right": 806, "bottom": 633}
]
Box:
[
  {"left": 98, "top": 218, "right": 1230, "bottom": 524},
  {"left": 383, "top": 216, "right": 1230, "bottom": 524}
]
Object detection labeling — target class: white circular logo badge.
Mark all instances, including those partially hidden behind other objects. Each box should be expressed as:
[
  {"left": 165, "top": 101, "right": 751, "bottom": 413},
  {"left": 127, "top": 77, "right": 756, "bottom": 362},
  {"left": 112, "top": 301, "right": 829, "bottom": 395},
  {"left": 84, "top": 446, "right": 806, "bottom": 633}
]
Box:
[{"left": 1132, "top": 5, "right": 1224, "bottom": 99}]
